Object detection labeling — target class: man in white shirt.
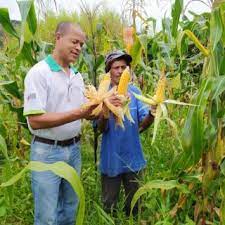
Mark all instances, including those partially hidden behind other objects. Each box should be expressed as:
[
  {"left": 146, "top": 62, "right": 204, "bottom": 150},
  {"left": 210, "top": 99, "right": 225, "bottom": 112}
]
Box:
[{"left": 23, "top": 22, "right": 117, "bottom": 225}]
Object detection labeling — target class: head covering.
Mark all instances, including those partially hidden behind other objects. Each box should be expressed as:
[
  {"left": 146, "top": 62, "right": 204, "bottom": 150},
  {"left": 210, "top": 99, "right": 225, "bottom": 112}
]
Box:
[{"left": 105, "top": 50, "right": 132, "bottom": 72}]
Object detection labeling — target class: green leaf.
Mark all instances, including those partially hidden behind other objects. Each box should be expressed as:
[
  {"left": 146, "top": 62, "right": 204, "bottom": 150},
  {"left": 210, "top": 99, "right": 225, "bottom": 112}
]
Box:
[
  {"left": 0, "top": 81, "right": 21, "bottom": 99},
  {"left": 94, "top": 202, "right": 115, "bottom": 225},
  {"left": 0, "top": 8, "right": 18, "bottom": 38},
  {"left": 93, "top": 55, "right": 104, "bottom": 72},
  {"left": 211, "top": 75, "right": 225, "bottom": 99},
  {"left": 27, "top": 1, "right": 37, "bottom": 35},
  {"left": 0, "top": 134, "right": 8, "bottom": 160},
  {"left": 16, "top": 0, "right": 37, "bottom": 49},
  {"left": 139, "top": 34, "right": 148, "bottom": 57},
  {"left": 130, "top": 34, "right": 143, "bottom": 68},
  {"left": 17, "top": 0, "right": 32, "bottom": 48},
  {"left": 180, "top": 30, "right": 209, "bottom": 56},
  {"left": 171, "top": 0, "right": 183, "bottom": 38},
  {"left": 19, "top": 41, "right": 36, "bottom": 65},
  {"left": 180, "top": 78, "right": 213, "bottom": 168},
  {"left": 129, "top": 180, "right": 189, "bottom": 224},
  {"left": 1, "top": 161, "right": 85, "bottom": 225},
  {"left": 210, "top": 7, "right": 223, "bottom": 51}
]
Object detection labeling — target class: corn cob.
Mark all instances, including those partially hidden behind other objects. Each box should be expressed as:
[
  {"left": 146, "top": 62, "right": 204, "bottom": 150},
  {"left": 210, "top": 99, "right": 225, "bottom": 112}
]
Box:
[
  {"left": 154, "top": 69, "right": 166, "bottom": 103},
  {"left": 117, "top": 67, "right": 134, "bottom": 124},
  {"left": 117, "top": 67, "right": 130, "bottom": 95}
]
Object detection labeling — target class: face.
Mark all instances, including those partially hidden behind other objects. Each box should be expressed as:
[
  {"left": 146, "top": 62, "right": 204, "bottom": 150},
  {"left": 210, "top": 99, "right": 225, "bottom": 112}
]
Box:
[
  {"left": 55, "top": 25, "right": 86, "bottom": 64},
  {"left": 109, "top": 59, "right": 127, "bottom": 86}
]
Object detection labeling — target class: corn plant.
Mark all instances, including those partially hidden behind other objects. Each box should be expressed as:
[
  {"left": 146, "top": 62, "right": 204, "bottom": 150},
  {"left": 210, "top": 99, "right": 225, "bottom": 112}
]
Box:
[{"left": 0, "top": 161, "right": 85, "bottom": 225}]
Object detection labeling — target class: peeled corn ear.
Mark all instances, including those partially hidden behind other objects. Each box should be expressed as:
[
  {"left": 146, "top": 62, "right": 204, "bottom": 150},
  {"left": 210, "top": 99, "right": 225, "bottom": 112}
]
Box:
[
  {"left": 98, "top": 73, "right": 111, "bottom": 96},
  {"left": 117, "top": 67, "right": 130, "bottom": 95}
]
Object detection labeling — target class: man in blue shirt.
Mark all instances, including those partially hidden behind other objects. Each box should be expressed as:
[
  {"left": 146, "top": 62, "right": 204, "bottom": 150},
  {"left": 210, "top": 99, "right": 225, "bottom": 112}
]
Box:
[{"left": 98, "top": 50, "right": 155, "bottom": 216}]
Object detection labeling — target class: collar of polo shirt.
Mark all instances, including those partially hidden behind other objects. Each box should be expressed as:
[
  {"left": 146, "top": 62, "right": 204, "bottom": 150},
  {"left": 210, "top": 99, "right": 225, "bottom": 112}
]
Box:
[{"left": 45, "top": 55, "right": 78, "bottom": 74}]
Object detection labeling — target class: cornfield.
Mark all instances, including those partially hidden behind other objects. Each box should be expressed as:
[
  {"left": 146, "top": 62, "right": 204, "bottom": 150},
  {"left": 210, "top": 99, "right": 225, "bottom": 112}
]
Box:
[{"left": 0, "top": 0, "right": 224, "bottom": 225}]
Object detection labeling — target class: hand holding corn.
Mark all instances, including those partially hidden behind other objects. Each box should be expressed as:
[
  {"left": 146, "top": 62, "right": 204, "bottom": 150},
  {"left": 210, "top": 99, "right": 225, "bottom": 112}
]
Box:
[{"left": 82, "top": 73, "right": 124, "bottom": 126}]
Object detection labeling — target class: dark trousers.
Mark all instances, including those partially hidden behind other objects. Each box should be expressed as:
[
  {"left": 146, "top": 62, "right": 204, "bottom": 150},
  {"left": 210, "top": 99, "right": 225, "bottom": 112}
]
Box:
[{"left": 101, "top": 171, "right": 141, "bottom": 216}]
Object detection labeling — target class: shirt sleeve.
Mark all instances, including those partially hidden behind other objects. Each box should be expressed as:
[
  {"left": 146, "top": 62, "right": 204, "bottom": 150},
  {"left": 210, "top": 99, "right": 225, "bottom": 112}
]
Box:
[
  {"left": 133, "top": 87, "right": 149, "bottom": 123},
  {"left": 23, "top": 69, "right": 47, "bottom": 117}
]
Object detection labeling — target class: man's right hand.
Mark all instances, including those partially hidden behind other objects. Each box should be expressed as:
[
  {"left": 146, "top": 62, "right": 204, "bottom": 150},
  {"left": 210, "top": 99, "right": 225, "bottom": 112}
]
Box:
[{"left": 80, "top": 105, "right": 98, "bottom": 120}]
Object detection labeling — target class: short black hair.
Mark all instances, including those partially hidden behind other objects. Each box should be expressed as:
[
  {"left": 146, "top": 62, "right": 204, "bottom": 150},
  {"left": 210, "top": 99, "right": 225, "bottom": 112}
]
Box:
[{"left": 55, "top": 21, "right": 82, "bottom": 35}]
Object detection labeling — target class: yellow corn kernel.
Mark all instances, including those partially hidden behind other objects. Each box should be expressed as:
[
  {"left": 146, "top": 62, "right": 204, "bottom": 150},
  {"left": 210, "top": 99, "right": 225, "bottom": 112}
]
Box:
[
  {"left": 117, "top": 67, "right": 130, "bottom": 95},
  {"left": 155, "top": 70, "right": 166, "bottom": 103}
]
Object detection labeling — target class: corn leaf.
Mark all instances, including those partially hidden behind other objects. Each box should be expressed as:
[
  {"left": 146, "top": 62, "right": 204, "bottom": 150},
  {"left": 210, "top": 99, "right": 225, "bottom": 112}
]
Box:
[
  {"left": 94, "top": 202, "right": 115, "bottom": 225},
  {"left": 160, "top": 103, "right": 168, "bottom": 117},
  {"left": 211, "top": 75, "right": 225, "bottom": 99},
  {"left": 171, "top": 0, "right": 183, "bottom": 38},
  {"left": 0, "top": 8, "right": 18, "bottom": 38},
  {"left": 180, "top": 78, "right": 213, "bottom": 167},
  {"left": 20, "top": 41, "right": 36, "bottom": 65},
  {"left": 181, "top": 30, "right": 209, "bottom": 57},
  {"left": 129, "top": 180, "right": 189, "bottom": 225},
  {"left": 0, "top": 161, "right": 85, "bottom": 225},
  {"left": 17, "top": 0, "right": 37, "bottom": 49},
  {"left": 152, "top": 105, "right": 162, "bottom": 144},
  {"left": 132, "top": 92, "right": 156, "bottom": 105},
  {"left": 164, "top": 99, "right": 198, "bottom": 106},
  {"left": 26, "top": 1, "right": 37, "bottom": 35},
  {"left": 210, "top": 7, "right": 223, "bottom": 51},
  {"left": 130, "top": 34, "right": 143, "bottom": 68}
]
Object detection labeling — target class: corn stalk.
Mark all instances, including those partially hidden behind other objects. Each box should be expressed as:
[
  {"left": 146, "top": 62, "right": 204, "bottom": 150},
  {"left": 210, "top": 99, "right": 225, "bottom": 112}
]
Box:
[{"left": 172, "top": 1, "right": 225, "bottom": 223}]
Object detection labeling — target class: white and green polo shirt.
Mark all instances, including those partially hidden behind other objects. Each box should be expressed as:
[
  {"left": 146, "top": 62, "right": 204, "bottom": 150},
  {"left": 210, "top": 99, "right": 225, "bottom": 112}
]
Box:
[{"left": 23, "top": 55, "right": 85, "bottom": 140}]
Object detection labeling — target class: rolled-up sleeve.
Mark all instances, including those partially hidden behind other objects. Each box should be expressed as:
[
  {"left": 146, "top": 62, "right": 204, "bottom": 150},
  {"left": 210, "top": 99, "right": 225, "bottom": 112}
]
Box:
[{"left": 23, "top": 69, "right": 47, "bottom": 117}]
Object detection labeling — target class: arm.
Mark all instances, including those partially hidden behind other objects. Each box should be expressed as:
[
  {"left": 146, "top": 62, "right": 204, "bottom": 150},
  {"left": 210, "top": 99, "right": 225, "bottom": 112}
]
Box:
[
  {"left": 133, "top": 86, "right": 155, "bottom": 133},
  {"left": 96, "top": 114, "right": 108, "bottom": 133},
  {"left": 96, "top": 94, "right": 122, "bottom": 133},
  {"left": 139, "top": 111, "right": 154, "bottom": 133},
  {"left": 28, "top": 107, "right": 93, "bottom": 130}
]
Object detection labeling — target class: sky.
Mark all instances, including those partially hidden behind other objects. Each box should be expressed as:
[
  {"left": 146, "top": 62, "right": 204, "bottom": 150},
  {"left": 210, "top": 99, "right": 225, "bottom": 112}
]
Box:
[{"left": 0, "top": 0, "right": 211, "bottom": 28}]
